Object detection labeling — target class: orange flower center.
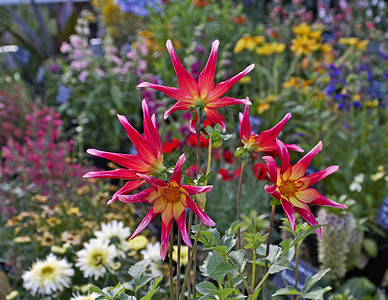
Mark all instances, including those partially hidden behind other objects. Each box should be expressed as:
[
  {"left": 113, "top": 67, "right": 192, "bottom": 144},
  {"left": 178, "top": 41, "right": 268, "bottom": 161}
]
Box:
[
  {"left": 161, "top": 186, "right": 181, "bottom": 203},
  {"left": 279, "top": 180, "right": 297, "bottom": 198}
]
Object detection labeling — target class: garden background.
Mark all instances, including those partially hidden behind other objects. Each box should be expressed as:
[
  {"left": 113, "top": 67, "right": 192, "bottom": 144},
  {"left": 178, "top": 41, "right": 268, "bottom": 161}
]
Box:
[{"left": 0, "top": 0, "right": 388, "bottom": 299}]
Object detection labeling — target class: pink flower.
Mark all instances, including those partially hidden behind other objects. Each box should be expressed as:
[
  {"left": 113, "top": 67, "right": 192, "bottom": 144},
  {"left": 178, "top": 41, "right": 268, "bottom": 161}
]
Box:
[
  {"left": 119, "top": 154, "right": 215, "bottom": 259},
  {"left": 83, "top": 100, "right": 165, "bottom": 204},
  {"left": 262, "top": 139, "right": 347, "bottom": 237},
  {"left": 138, "top": 40, "right": 254, "bottom": 132},
  {"left": 60, "top": 42, "right": 71, "bottom": 53},
  {"left": 239, "top": 104, "right": 303, "bottom": 154}
]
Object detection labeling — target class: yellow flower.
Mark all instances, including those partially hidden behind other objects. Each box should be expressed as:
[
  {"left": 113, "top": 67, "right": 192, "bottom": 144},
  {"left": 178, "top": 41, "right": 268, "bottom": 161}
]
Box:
[
  {"left": 283, "top": 77, "right": 299, "bottom": 89},
  {"left": 290, "top": 36, "right": 320, "bottom": 56},
  {"left": 309, "top": 30, "right": 322, "bottom": 40},
  {"left": 32, "top": 194, "right": 48, "bottom": 203},
  {"left": 339, "top": 37, "right": 359, "bottom": 46},
  {"left": 293, "top": 23, "right": 311, "bottom": 36},
  {"left": 128, "top": 235, "right": 148, "bottom": 250},
  {"left": 271, "top": 42, "right": 286, "bottom": 53},
  {"left": 320, "top": 43, "right": 333, "bottom": 53},
  {"left": 47, "top": 217, "right": 61, "bottom": 227},
  {"left": 67, "top": 207, "right": 81, "bottom": 216},
  {"left": 365, "top": 100, "right": 379, "bottom": 107},
  {"left": 371, "top": 171, "right": 385, "bottom": 182},
  {"left": 234, "top": 36, "right": 265, "bottom": 53},
  {"left": 239, "top": 75, "right": 251, "bottom": 84},
  {"left": 172, "top": 245, "right": 189, "bottom": 265},
  {"left": 356, "top": 40, "right": 369, "bottom": 51},
  {"left": 13, "top": 236, "right": 31, "bottom": 243},
  {"left": 51, "top": 245, "right": 67, "bottom": 254},
  {"left": 257, "top": 95, "right": 276, "bottom": 114},
  {"left": 256, "top": 44, "right": 273, "bottom": 56}
]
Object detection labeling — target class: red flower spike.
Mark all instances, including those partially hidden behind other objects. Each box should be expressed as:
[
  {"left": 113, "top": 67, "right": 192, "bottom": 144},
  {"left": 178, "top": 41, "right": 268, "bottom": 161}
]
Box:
[
  {"left": 239, "top": 104, "right": 304, "bottom": 154},
  {"left": 138, "top": 40, "right": 254, "bottom": 133},
  {"left": 119, "top": 154, "right": 215, "bottom": 260},
  {"left": 83, "top": 100, "right": 165, "bottom": 204},
  {"left": 262, "top": 139, "right": 347, "bottom": 238}
]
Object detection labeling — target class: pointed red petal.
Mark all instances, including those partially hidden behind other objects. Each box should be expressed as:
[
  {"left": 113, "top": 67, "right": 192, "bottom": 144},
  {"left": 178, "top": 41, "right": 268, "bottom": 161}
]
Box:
[
  {"left": 204, "top": 108, "right": 226, "bottom": 132},
  {"left": 310, "top": 194, "right": 347, "bottom": 209},
  {"left": 299, "top": 165, "right": 339, "bottom": 189},
  {"left": 138, "top": 81, "right": 192, "bottom": 102},
  {"left": 208, "top": 64, "right": 254, "bottom": 100},
  {"left": 118, "top": 188, "right": 152, "bottom": 203},
  {"left": 86, "top": 149, "right": 150, "bottom": 171},
  {"left": 166, "top": 40, "right": 199, "bottom": 97},
  {"left": 117, "top": 114, "right": 157, "bottom": 164},
  {"left": 170, "top": 154, "right": 185, "bottom": 184},
  {"left": 257, "top": 113, "right": 291, "bottom": 148},
  {"left": 264, "top": 183, "right": 282, "bottom": 200},
  {"left": 281, "top": 199, "right": 296, "bottom": 232},
  {"left": 262, "top": 155, "right": 279, "bottom": 183},
  {"left": 137, "top": 173, "right": 168, "bottom": 190},
  {"left": 83, "top": 169, "right": 138, "bottom": 180},
  {"left": 198, "top": 40, "right": 219, "bottom": 98},
  {"left": 294, "top": 206, "right": 321, "bottom": 238},
  {"left": 276, "top": 139, "right": 291, "bottom": 174},
  {"left": 181, "top": 185, "right": 213, "bottom": 195},
  {"left": 291, "top": 141, "right": 323, "bottom": 180},
  {"left": 206, "top": 96, "right": 251, "bottom": 109},
  {"left": 164, "top": 101, "right": 192, "bottom": 119},
  {"left": 177, "top": 211, "right": 192, "bottom": 247},
  {"left": 108, "top": 179, "right": 145, "bottom": 204},
  {"left": 239, "top": 104, "right": 252, "bottom": 141},
  {"left": 186, "top": 196, "right": 215, "bottom": 227},
  {"left": 131, "top": 208, "right": 158, "bottom": 239},
  {"left": 142, "top": 99, "right": 163, "bottom": 155},
  {"left": 160, "top": 218, "right": 173, "bottom": 260}
]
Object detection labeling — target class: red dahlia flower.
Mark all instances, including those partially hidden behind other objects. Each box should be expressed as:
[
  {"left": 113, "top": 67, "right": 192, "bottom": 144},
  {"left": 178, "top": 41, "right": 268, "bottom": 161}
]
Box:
[
  {"left": 119, "top": 154, "right": 215, "bottom": 259},
  {"left": 83, "top": 100, "right": 165, "bottom": 204},
  {"left": 262, "top": 139, "right": 347, "bottom": 237},
  {"left": 138, "top": 40, "right": 254, "bottom": 132},
  {"left": 239, "top": 104, "right": 303, "bottom": 154}
]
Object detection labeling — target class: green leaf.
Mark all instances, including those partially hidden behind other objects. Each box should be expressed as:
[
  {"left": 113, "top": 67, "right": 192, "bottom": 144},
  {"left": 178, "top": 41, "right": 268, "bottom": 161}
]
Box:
[
  {"left": 215, "top": 288, "right": 235, "bottom": 300},
  {"left": 128, "top": 260, "right": 151, "bottom": 282},
  {"left": 272, "top": 286, "right": 300, "bottom": 297},
  {"left": 229, "top": 250, "right": 247, "bottom": 272},
  {"left": 270, "top": 198, "right": 281, "bottom": 206},
  {"left": 196, "top": 281, "right": 218, "bottom": 295},
  {"left": 200, "top": 252, "right": 224, "bottom": 277},
  {"left": 136, "top": 275, "right": 153, "bottom": 291},
  {"left": 302, "top": 268, "right": 330, "bottom": 294},
  {"left": 209, "top": 261, "right": 236, "bottom": 279},
  {"left": 120, "top": 295, "right": 136, "bottom": 300},
  {"left": 304, "top": 286, "right": 332, "bottom": 299},
  {"left": 225, "top": 220, "right": 247, "bottom": 238},
  {"left": 140, "top": 277, "right": 163, "bottom": 300},
  {"left": 89, "top": 286, "right": 105, "bottom": 295},
  {"left": 268, "top": 256, "right": 293, "bottom": 274}
]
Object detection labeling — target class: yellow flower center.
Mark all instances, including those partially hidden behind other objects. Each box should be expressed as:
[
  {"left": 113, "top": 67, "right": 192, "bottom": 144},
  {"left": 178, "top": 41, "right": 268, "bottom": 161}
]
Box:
[
  {"left": 161, "top": 186, "right": 181, "bottom": 204},
  {"left": 40, "top": 266, "right": 55, "bottom": 279},
  {"left": 279, "top": 180, "right": 298, "bottom": 198},
  {"left": 92, "top": 254, "right": 103, "bottom": 266}
]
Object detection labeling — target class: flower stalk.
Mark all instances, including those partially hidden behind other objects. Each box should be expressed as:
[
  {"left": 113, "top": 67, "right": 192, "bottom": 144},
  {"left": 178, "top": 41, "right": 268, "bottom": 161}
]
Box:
[
  {"left": 237, "top": 160, "right": 246, "bottom": 249},
  {"left": 263, "top": 204, "right": 276, "bottom": 300}
]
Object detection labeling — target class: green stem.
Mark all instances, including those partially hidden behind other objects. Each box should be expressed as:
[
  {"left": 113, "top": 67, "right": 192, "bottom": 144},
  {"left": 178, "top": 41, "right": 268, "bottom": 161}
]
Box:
[
  {"left": 237, "top": 160, "right": 246, "bottom": 249},
  {"left": 169, "top": 225, "right": 175, "bottom": 300},
  {"left": 291, "top": 242, "right": 302, "bottom": 300},
  {"left": 179, "top": 222, "right": 203, "bottom": 300},
  {"left": 251, "top": 249, "right": 257, "bottom": 291},
  {"left": 227, "top": 272, "right": 235, "bottom": 290},
  {"left": 227, "top": 254, "right": 249, "bottom": 292},
  {"left": 263, "top": 205, "right": 276, "bottom": 300},
  {"left": 251, "top": 271, "right": 269, "bottom": 298},
  {"left": 177, "top": 231, "right": 181, "bottom": 299}
]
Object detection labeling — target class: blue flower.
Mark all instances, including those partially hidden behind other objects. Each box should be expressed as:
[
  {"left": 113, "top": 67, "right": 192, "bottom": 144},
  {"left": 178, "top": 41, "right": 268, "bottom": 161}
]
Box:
[
  {"left": 116, "top": 0, "right": 161, "bottom": 16},
  {"left": 56, "top": 86, "right": 71, "bottom": 104}
]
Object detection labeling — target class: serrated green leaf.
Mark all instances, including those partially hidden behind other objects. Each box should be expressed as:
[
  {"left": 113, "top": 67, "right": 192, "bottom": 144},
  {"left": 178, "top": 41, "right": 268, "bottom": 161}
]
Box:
[
  {"left": 215, "top": 288, "right": 235, "bottom": 300},
  {"left": 302, "top": 268, "right": 330, "bottom": 294},
  {"left": 204, "top": 245, "right": 228, "bottom": 256},
  {"left": 229, "top": 250, "right": 247, "bottom": 272},
  {"left": 270, "top": 198, "right": 281, "bottom": 206},
  {"left": 268, "top": 256, "right": 293, "bottom": 274},
  {"left": 200, "top": 252, "right": 224, "bottom": 277},
  {"left": 225, "top": 220, "right": 247, "bottom": 238},
  {"left": 279, "top": 238, "right": 292, "bottom": 254},
  {"left": 128, "top": 260, "right": 151, "bottom": 282},
  {"left": 272, "top": 286, "right": 300, "bottom": 297},
  {"left": 196, "top": 281, "right": 218, "bottom": 295},
  {"left": 209, "top": 261, "right": 235, "bottom": 278},
  {"left": 220, "top": 134, "right": 232, "bottom": 140},
  {"left": 136, "top": 275, "right": 153, "bottom": 291},
  {"left": 120, "top": 294, "right": 136, "bottom": 300},
  {"left": 303, "top": 286, "right": 332, "bottom": 299}
]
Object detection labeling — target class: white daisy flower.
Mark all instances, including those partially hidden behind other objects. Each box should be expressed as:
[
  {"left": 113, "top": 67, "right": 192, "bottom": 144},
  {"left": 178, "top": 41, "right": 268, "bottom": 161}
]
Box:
[
  {"left": 75, "top": 239, "right": 116, "bottom": 280},
  {"left": 71, "top": 292, "right": 99, "bottom": 300},
  {"left": 94, "top": 220, "right": 131, "bottom": 258},
  {"left": 22, "top": 253, "right": 74, "bottom": 296},
  {"left": 140, "top": 242, "right": 162, "bottom": 262},
  {"left": 349, "top": 173, "right": 364, "bottom": 192}
]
